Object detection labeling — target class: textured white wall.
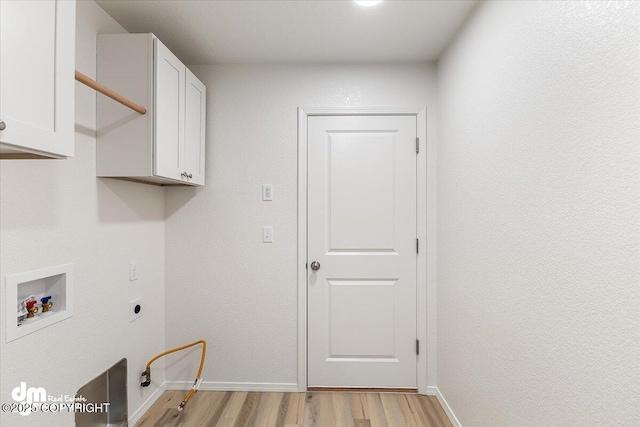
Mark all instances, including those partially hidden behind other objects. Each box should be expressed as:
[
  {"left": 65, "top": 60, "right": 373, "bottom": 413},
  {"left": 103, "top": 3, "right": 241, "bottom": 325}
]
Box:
[
  {"left": 437, "top": 1, "right": 640, "bottom": 426},
  {"left": 0, "top": 2, "right": 166, "bottom": 425},
  {"left": 164, "top": 63, "right": 438, "bottom": 387}
]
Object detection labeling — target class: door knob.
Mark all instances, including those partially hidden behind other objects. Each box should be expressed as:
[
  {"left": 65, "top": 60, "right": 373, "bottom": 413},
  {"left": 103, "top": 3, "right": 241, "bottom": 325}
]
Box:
[{"left": 310, "top": 261, "right": 320, "bottom": 271}]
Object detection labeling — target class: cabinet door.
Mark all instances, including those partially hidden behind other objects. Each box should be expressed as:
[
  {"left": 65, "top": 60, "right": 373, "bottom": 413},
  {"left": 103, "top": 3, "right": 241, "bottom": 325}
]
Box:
[
  {"left": 0, "top": 0, "right": 76, "bottom": 158},
  {"left": 154, "top": 38, "right": 185, "bottom": 181},
  {"left": 184, "top": 69, "right": 206, "bottom": 186}
]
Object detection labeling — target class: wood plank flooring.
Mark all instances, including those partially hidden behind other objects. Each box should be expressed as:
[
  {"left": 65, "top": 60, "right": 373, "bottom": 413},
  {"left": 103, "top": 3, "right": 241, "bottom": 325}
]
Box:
[{"left": 135, "top": 390, "right": 453, "bottom": 427}]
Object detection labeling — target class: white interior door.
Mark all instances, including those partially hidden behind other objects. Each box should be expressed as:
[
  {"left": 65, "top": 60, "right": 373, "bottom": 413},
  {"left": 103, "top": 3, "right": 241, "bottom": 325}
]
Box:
[{"left": 307, "top": 115, "right": 418, "bottom": 388}]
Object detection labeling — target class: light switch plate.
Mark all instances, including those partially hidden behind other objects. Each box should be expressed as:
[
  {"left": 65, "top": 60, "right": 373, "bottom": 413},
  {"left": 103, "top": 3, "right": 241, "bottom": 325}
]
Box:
[
  {"left": 130, "top": 297, "right": 143, "bottom": 322},
  {"left": 262, "top": 226, "right": 273, "bottom": 243},
  {"left": 262, "top": 184, "right": 273, "bottom": 201}
]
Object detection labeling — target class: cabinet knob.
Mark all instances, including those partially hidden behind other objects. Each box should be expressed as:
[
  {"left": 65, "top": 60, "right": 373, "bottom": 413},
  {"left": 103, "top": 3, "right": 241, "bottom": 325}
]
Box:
[
  {"left": 0, "top": 121, "right": 5, "bottom": 131},
  {"left": 188, "top": 173, "right": 193, "bottom": 179}
]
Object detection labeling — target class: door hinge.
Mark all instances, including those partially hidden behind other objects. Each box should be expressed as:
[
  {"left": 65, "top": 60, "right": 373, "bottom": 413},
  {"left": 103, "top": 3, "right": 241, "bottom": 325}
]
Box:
[
  {"left": 306, "top": 262, "right": 308, "bottom": 270},
  {"left": 416, "top": 238, "right": 419, "bottom": 254},
  {"left": 416, "top": 137, "right": 420, "bottom": 154},
  {"left": 416, "top": 339, "right": 420, "bottom": 355}
]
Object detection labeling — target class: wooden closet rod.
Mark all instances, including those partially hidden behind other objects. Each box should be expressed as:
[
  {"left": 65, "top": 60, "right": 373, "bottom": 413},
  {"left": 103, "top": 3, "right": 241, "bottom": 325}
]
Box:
[{"left": 75, "top": 70, "right": 147, "bottom": 115}]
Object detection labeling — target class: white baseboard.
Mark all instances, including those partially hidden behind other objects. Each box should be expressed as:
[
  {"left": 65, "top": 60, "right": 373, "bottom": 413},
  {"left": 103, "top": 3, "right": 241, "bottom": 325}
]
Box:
[
  {"left": 129, "top": 381, "right": 166, "bottom": 426},
  {"left": 425, "top": 386, "right": 438, "bottom": 396},
  {"left": 426, "top": 386, "right": 462, "bottom": 427},
  {"left": 165, "top": 380, "right": 299, "bottom": 393}
]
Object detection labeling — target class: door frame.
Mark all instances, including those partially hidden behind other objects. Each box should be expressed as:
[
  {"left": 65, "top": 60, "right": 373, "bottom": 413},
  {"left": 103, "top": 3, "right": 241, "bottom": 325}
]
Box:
[{"left": 297, "top": 107, "right": 430, "bottom": 394}]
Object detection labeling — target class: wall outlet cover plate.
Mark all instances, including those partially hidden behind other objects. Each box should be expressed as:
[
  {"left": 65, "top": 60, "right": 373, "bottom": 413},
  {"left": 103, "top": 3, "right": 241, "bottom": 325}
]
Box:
[
  {"left": 130, "top": 297, "right": 143, "bottom": 322},
  {"left": 262, "top": 184, "right": 273, "bottom": 201},
  {"left": 129, "top": 262, "right": 138, "bottom": 282}
]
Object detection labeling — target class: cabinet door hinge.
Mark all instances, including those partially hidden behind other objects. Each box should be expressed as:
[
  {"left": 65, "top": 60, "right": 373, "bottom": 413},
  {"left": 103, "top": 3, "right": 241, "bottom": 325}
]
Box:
[
  {"left": 416, "top": 137, "right": 420, "bottom": 154},
  {"left": 416, "top": 339, "right": 420, "bottom": 355},
  {"left": 416, "top": 238, "right": 419, "bottom": 254}
]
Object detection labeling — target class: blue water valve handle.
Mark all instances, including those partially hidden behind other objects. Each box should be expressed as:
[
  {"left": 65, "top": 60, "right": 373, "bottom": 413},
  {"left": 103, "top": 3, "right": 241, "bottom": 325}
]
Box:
[{"left": 41, "top": 296, "right": 52, "bottom": 304}]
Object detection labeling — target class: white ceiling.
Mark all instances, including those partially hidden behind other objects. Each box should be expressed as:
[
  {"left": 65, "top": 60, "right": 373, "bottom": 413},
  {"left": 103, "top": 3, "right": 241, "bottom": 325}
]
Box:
[{"left": 95, "top": 0, "right": 477, "bottom": 65}]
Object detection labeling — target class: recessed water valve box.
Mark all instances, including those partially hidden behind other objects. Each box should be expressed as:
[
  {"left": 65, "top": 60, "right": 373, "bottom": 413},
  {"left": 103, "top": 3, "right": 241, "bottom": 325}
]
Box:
[{"left": 6, "top": 263, "right": 73, "bottom": 342}]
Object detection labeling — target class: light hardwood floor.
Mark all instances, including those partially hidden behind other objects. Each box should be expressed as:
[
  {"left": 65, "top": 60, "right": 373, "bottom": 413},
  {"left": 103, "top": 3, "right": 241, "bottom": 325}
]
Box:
[{"left": 136, "top": 390, "right": 453, "bottom": 427}]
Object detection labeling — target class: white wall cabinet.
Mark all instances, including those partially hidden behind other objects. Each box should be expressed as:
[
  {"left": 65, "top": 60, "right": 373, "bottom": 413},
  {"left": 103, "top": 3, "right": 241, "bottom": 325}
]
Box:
[
  {"left": 0, "top": 0, "right": 76, "bottom": 159},
  {"left": 97, "top": 34, "right": 206, "bottom": 186}
]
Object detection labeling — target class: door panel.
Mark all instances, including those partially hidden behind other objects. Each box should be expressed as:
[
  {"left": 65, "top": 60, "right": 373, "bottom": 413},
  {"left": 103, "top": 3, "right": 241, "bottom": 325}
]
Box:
[
  {"left": 328, "top": 132, "right": 396, "bottom": 251},
  {"left": 0, "top": 0, "right": 75, "bottom": 157},
  {"left": 154, "top": 38, "right": 185, "bottom": 181},
  {"left": 307, "top": 115, "right": 417, "bottom": 388},
  {"left": 184, "top": 69, "right": 206, "bottom": 185},
  {"left": 329, "top": 280, "right": 397, "bottom": 358}
]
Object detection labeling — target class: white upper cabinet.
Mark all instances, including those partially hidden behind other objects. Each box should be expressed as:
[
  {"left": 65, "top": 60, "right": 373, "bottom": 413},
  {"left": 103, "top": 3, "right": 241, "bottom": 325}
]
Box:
[
  {"left": 0, "top": 0, "right": 76, "bottom": 159},
  {"left": 97, "top": 34, "right": 206, "bottom": 186}
]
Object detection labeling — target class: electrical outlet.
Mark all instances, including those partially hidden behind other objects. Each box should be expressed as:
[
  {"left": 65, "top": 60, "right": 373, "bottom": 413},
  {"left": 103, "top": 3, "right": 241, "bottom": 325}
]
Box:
[
  {"left": 129, "top": 262, "right": 138, "bottom": 282},
  {"left": 130, "top": 297, "right": 143, "bottom": 322},
  {"left": 262, "top": 184, "right": 273, "bottom": 201},
  {"left": 262, "top": 226, "right": 273, "bottom": 243}
]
